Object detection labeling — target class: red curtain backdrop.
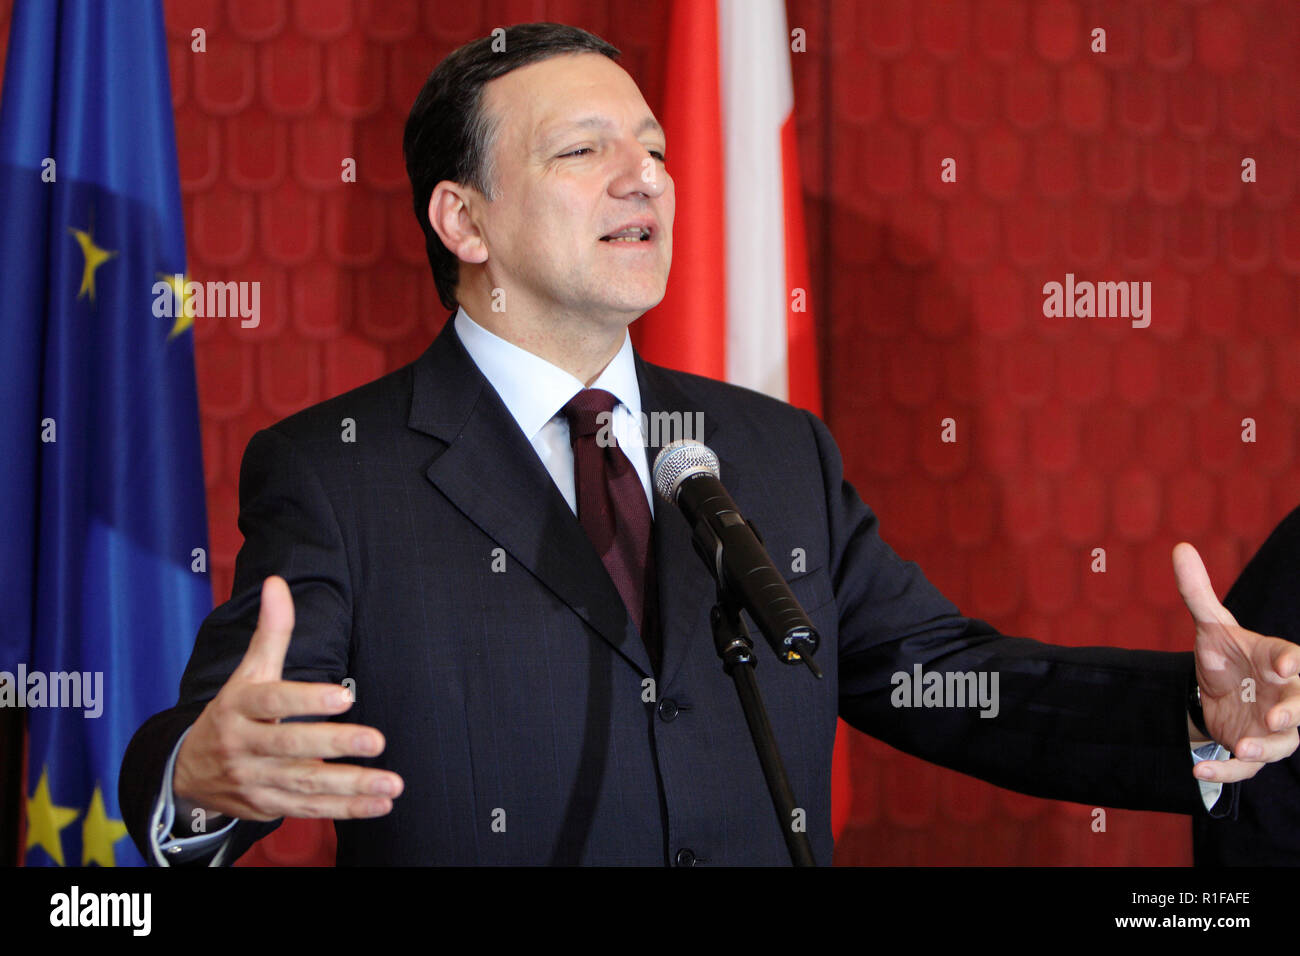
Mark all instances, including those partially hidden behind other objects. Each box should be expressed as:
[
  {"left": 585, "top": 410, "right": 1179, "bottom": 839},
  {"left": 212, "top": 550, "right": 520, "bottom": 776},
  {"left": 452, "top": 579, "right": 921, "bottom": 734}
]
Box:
[{"left": 4, "top": 0, "right": 1296, "bottom": 866}]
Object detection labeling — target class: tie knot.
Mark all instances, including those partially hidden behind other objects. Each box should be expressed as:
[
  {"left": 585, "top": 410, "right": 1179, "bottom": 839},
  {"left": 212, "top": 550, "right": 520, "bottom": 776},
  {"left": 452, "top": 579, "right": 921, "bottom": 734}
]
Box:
[{"left": 562, "top": 388, "right": 620, "bottom": 439}]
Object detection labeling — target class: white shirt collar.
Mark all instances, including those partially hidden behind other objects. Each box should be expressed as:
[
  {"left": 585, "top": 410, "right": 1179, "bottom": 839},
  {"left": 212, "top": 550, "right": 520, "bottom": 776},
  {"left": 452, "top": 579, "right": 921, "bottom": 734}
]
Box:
[{"left": 452, "top": 306, "right": 643, "bottom": 439}]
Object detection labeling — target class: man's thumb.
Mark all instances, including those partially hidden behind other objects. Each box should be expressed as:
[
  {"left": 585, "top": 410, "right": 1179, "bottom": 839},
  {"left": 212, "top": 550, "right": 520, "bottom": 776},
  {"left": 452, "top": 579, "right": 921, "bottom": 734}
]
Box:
[
  {"left": 233, "top": 575, "right": 295, "bottom": 681},
  {"left": 1173, "top": 543, "right": 1237, "bottom": 628}
]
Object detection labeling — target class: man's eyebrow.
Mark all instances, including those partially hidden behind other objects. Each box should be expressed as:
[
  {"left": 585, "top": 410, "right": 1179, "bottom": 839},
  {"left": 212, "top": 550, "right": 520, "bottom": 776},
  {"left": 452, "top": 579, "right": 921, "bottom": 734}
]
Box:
[{"left": 536, "top": 115, "right": 664, "bottom": 152}]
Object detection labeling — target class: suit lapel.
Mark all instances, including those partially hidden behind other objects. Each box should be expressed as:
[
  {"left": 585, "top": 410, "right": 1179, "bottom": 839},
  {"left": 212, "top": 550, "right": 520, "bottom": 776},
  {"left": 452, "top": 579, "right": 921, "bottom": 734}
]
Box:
[
  {"left": 409, "top": 320, "right": 653, "bottom": 677},
  {"left": 636, "top": 358, "right": 739, "bottom": 687}
]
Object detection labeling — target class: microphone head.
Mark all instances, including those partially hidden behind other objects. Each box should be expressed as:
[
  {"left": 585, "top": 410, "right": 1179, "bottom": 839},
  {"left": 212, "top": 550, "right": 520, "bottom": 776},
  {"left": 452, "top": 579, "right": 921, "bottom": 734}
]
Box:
[{"left": 652, "top": 439, "right": 720, "bottom": 502}]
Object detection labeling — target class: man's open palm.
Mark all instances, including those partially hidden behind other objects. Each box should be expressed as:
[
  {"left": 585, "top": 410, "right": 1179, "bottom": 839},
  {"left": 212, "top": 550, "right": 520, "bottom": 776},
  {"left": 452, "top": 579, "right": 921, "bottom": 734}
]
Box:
[
  {"left": 172, "top": 576, "right": 404, "bottom": 822},
  {"left": 1175, "top": 543, "right": 1300, "bottom": 784}
]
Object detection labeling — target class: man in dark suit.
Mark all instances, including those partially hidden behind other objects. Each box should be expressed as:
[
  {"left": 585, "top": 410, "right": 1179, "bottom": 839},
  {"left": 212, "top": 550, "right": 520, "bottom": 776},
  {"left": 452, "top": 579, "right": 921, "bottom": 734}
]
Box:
[{"left": 121, "top": 23, "right": 1300, "bottom": 866}]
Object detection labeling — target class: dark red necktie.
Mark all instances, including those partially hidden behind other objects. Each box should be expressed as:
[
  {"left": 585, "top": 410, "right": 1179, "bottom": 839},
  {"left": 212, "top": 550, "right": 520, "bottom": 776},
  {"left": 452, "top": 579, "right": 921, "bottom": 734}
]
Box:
[{"left": 562, "top": 389, "right": 659, "bottom": 671}]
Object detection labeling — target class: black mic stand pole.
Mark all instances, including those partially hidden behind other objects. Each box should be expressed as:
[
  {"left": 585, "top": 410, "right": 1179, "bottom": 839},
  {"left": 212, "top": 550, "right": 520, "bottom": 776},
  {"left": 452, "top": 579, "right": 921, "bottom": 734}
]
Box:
[{"left": 709, "top": 584, "right": 817, "bottom": 867}]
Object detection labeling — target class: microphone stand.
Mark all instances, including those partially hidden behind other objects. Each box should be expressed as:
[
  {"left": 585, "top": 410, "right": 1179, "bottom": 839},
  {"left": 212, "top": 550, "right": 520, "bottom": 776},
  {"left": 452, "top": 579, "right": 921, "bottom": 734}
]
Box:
[{"left": 709, "top": 583, "right": 817, "bottom": 867}]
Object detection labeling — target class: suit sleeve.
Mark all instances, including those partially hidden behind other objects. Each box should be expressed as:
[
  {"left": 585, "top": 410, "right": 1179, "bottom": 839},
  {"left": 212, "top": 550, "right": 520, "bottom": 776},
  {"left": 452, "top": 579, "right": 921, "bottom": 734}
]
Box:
[
  {"left": 809, "top": 410, "right": 1213, "bottom": 815},
  {"left": 120, "top": 425, "right": 355, "bottom": 865}
]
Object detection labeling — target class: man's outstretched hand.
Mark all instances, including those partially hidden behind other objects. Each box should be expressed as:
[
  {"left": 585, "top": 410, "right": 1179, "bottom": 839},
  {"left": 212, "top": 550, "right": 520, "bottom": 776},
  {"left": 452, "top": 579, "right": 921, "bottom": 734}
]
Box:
[
  {"left": 172, "top": 576, "right": 404, "bottom": 825},
  {"left": 1175, "top": 543, "right": 1300, "bottom": 784}
]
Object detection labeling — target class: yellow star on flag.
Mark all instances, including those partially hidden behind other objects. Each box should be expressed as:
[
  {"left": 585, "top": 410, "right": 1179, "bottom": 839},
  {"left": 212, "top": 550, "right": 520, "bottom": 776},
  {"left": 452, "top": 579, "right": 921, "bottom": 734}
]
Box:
[
  {"left": 156, "top": 271, "right": 195, "bottom": 338},
  {"left": 25, "top": 767, "right": 80, "bottom": 866},
  {"left": 68, "top": 226, "right": 118, "bottom": 301},
  {"left": 82, "top": 783, "right": 130, "bottom": 867}
]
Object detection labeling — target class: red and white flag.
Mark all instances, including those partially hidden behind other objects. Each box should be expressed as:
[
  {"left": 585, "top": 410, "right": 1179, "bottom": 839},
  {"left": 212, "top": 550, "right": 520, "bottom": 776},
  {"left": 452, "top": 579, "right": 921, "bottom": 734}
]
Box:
[{"left": 636, "top": 0, "right": 852, "bottom": 840}]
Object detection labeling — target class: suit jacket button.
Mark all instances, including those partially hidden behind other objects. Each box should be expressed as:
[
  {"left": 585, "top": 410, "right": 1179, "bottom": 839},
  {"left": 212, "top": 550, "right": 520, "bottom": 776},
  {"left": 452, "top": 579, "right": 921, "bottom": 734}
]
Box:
[
  {"left": 657, "top": 698, "right": 679, "bottom": 721},
  {"left": 674, "top": 848, "right": 696, "bottom": 867}
]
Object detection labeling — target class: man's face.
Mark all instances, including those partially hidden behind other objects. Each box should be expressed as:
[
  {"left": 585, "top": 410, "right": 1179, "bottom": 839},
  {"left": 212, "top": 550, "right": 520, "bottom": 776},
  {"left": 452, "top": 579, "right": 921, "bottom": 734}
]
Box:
[{"left": 470, "top": 53, "right": 674, "bottom": 327}]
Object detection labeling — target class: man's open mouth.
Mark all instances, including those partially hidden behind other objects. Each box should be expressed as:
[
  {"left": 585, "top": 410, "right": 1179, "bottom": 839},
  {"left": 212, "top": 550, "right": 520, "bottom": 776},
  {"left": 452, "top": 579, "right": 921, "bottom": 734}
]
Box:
[{"left": 600, "top": 227, "right": 653, "bottom": 242}]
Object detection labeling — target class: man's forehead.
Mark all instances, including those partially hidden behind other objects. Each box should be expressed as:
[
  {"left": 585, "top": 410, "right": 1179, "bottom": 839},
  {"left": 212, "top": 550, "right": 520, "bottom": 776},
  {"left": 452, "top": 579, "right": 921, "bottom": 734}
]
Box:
[{"left": 483, "top": 54, "right": 659, "bottom": 144}]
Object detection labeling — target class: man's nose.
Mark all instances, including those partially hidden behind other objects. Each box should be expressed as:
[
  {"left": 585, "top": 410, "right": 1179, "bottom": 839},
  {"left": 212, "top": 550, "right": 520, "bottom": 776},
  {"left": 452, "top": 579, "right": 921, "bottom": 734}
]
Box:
[{"left": 610, "top": 141, "right": 667, "bottom": 199}]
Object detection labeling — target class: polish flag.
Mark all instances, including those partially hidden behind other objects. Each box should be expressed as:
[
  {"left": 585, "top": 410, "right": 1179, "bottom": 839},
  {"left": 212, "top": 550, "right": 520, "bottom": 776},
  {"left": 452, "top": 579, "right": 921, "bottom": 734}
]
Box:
[{"left": 634, "top": 0, "right": 853, "bottom": 841}]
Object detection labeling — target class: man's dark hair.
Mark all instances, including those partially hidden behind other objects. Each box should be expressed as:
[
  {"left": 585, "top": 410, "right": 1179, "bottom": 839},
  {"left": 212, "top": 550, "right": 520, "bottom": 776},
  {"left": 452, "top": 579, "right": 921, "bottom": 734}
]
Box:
[{"left": 403, "top": 23, "right": 622, "bottom": 310}]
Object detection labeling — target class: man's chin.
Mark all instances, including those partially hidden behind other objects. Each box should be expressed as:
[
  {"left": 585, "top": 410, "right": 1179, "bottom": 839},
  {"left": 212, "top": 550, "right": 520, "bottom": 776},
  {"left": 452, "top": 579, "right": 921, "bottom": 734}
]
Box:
[
  {"left": 622, "top": 289, "right": 667, "bottom": 316},
  {"left": 572, "top": 293, "right": 663, "bottom": 324},
  {"left": 554, "top": 274, "right": 668, "bottom": 323},
  {"left": 608, "top": 279, "right": 669, "bottom": 315}
]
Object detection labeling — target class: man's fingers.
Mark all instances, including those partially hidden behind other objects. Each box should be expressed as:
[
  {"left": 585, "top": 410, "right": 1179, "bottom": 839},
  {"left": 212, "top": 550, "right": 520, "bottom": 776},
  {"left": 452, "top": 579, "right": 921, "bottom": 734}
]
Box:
[
  {"left": 1194, "top": 724, "right": 1300, "bottom": 780},
  {"left": 1172, "top": 543, "right": 1238, "bottom": 628},
  {"left": 231, "top": 679, "right": 354, "bottom": 721},
  {"left": 245, "top": 720, "right": 386, "bottom": 761},
  {"left": 1231, "top": 727, "right": 1299, "bottom": 763},
  {"left": 1193, "top": 756, "right": 1267, "bottom": 784},
  {"left": 257, "top": 760, "right": 404, "bottom": 800},
  {"left": 1266, "top": 694, "right": 1300, "bottom": 731},
  {"left": 178, "top": 762, "right": 402, "bottom": 822},
  {"left": 1263, "top": 637, "right": 1300, "bottom": 681},
  {"left": 241, "top": 788, "right": 395, "bottom": 822}
]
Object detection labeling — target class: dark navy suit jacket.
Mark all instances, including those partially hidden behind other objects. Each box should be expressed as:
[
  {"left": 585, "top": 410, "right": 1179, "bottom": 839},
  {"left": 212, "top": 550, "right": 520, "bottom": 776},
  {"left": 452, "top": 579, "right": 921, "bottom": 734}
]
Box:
[{"left": 121, "top": 317, "right": 1213, "bottom": 865}]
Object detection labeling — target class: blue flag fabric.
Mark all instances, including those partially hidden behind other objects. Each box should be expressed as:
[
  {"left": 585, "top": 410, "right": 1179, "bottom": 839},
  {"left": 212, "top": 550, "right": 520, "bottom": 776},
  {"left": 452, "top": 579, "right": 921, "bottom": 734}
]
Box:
[{"left": 0, "top": 0, "right": 211, "bottom": 866}]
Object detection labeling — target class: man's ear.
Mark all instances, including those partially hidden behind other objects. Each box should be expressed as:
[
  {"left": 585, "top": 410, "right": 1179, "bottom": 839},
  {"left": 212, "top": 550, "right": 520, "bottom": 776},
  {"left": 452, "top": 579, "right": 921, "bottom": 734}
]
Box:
[{"left": 428, "top": 182, "right": 488, "bottom": 265}]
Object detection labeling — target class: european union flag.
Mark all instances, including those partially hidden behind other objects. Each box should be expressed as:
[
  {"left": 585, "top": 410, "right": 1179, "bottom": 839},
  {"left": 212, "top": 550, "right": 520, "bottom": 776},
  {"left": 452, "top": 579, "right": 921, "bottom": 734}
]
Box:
[{"left": 0, "top": 0, "right": 211, "bottom": 866}]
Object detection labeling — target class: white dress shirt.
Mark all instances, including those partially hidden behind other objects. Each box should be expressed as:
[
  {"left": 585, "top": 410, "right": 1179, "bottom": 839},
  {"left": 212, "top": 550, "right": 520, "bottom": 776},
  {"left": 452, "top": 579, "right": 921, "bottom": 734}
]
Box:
[{"left": 451, "top": 306, "right": 654, "bottom": 515}]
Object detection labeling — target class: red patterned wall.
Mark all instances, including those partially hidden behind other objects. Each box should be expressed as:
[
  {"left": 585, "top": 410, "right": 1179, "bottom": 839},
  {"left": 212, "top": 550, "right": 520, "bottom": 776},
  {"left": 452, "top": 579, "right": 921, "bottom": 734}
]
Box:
[
  {"left": 814, "top": 0, "right": 1299, "bottom": 866},
  {"left": 6, "top": 0, "right": 1296, "bottom": 866}
]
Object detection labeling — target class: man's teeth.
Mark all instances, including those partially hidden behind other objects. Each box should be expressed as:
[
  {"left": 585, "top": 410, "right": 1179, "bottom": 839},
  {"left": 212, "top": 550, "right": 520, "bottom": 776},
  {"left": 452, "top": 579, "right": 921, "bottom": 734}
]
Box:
[{"left": 602, "top": 229, "right": 649, "bottom": 241}]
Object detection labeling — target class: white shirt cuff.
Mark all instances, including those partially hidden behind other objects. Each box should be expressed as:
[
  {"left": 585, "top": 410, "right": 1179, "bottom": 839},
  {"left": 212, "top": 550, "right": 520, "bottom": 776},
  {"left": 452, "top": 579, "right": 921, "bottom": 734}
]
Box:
[{"left": 149, "top": 724, "right": 239, "bottom": 866}]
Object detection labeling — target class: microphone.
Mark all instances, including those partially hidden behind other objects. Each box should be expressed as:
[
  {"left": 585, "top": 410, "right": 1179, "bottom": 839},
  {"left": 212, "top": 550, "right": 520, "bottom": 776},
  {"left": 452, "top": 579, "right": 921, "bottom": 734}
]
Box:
[{"left": 652, "top": 440, "right": 821, "bottom": 677}]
